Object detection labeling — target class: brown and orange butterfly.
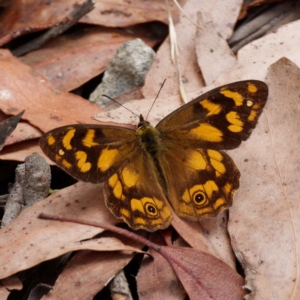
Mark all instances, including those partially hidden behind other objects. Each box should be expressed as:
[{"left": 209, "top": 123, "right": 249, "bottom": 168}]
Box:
[{"left": 40, "top": 80, "right": 268, "bottom": 231}]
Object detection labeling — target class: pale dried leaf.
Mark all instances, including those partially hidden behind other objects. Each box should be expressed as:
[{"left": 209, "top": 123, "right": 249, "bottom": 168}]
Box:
[
  {"left": 43, "top": 251, "right": 134, "bottom": 300},
  {"left": 143, "top": 0, "right": 242, "bottom": 99},
  {"left": 0, "top": 182, "right": 142, "bottom": 280},
  {"left": 215, "top": 19, "right": 300, "bottom": 84},
  {"left": 195, "top": 14, "right": 236, "bottom": 85},
  {"left": 228, "top": 57, "right": 300, "bottom": 299}
]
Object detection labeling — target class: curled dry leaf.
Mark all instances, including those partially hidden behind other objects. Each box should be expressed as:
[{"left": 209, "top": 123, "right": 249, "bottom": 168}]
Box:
[
  {"left": 228, "top": 57, "right": 300, "bottom": 298},
  {"left": 0, "top": 182, "right": 142, "bottom": 280}
]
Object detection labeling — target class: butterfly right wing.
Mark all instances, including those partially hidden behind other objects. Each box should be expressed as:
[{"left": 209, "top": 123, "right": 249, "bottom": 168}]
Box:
[
  {"left": 39, "top": 124, "right": 137, "bottom": 183},
  {"left": 157, "top": 80, "right": 268, "bottom": 150}
]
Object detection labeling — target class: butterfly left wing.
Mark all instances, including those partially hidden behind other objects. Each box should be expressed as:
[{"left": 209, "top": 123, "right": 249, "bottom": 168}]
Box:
[
  {"left": 104, "top": 149, "right": 173, "bottom": 231},
  {"left": 39, "top": 124, "right": 137, "bottom": 183}
]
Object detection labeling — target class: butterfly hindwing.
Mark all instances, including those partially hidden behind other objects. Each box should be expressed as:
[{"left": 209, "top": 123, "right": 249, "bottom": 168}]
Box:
[
  {"left": 159, "top": 146, "right": 240, "bottom": 220},
  {"left": 104, "top": 149, "right": 172, "bottom": 231}
]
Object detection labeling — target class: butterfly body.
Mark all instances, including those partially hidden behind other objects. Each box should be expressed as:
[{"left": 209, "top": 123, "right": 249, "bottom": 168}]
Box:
[{"left": 40, "top": 80, "right": 268, "bottom": 231}]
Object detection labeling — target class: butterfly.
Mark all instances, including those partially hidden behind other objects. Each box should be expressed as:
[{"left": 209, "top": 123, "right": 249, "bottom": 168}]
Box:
[{"left": 40, "top": 80, "right": 268, "bottom": 231}]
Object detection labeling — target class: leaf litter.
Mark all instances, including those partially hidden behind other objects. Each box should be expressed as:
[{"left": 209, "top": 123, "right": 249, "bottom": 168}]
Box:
[{"left": 0, "top": 0, "right": 300, "bottom": 299}]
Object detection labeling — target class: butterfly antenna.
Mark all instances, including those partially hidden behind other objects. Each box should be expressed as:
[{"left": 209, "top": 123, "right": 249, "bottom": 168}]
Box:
[
  {"left": 102, "top": 95, "right": 140, "bottom": 118},
  {"left": 145, "top": 79, "right": 166, "bottom": 121}
]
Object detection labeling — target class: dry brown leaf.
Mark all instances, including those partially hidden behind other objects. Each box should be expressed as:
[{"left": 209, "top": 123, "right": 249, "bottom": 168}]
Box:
[
  {"left": 81, "top": 0, "right": 183, "bottom": 27},
  {"left": 43, "top": 250, "right": 135, "bottom": 299},
  {"left": 20, "top": 26, "right": 161, "bottom": 92},
  {"left": 0, "top": 0, "right": 82, "bottom": 38},
  {"left": 3, "top": 122, "right": 42, "bottom": 146},
  {"left": 1, "top": 275, "right": 22, "bottom": 290},
  {"left": 0, "top": 182, "right": 143, "bottom": 280},
  {"left": 137, "top": 233, "right": 186, "bottom": 300},
  {"left": 159, "top": 246, "right": 246, "bottom": 299},
  {"left": 0, "top": 50, "right": 104, "bottom": 132},
  {"left": 0, "top": 0, "right": 181, "bottom": 40},
  {"left": 0, "top": 110, "right": 24, "bottom": 151},
  {"left": 172, "top": 212, "right": 236, "bottom": 270},
  {"left": 228, "top": 57, "right": 300, "bottom": 298}
]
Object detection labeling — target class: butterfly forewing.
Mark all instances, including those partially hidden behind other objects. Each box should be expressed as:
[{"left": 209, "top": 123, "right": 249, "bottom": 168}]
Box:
[
  {"left": 157, "top": 80, "right": 268, "bottom": 150},
  {"left": 39, "top": 125, "right": 136, "bottom": 184}
]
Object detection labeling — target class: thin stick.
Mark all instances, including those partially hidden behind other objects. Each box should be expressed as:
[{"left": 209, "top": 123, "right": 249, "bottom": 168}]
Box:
[{"left": 39, "top": 213, "right": 161, "bottom": 251}]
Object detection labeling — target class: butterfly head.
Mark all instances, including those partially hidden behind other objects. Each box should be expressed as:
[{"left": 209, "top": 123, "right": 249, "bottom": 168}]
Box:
[{"left": 137, "top": 114, "right": 151, "bottom": 130}]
